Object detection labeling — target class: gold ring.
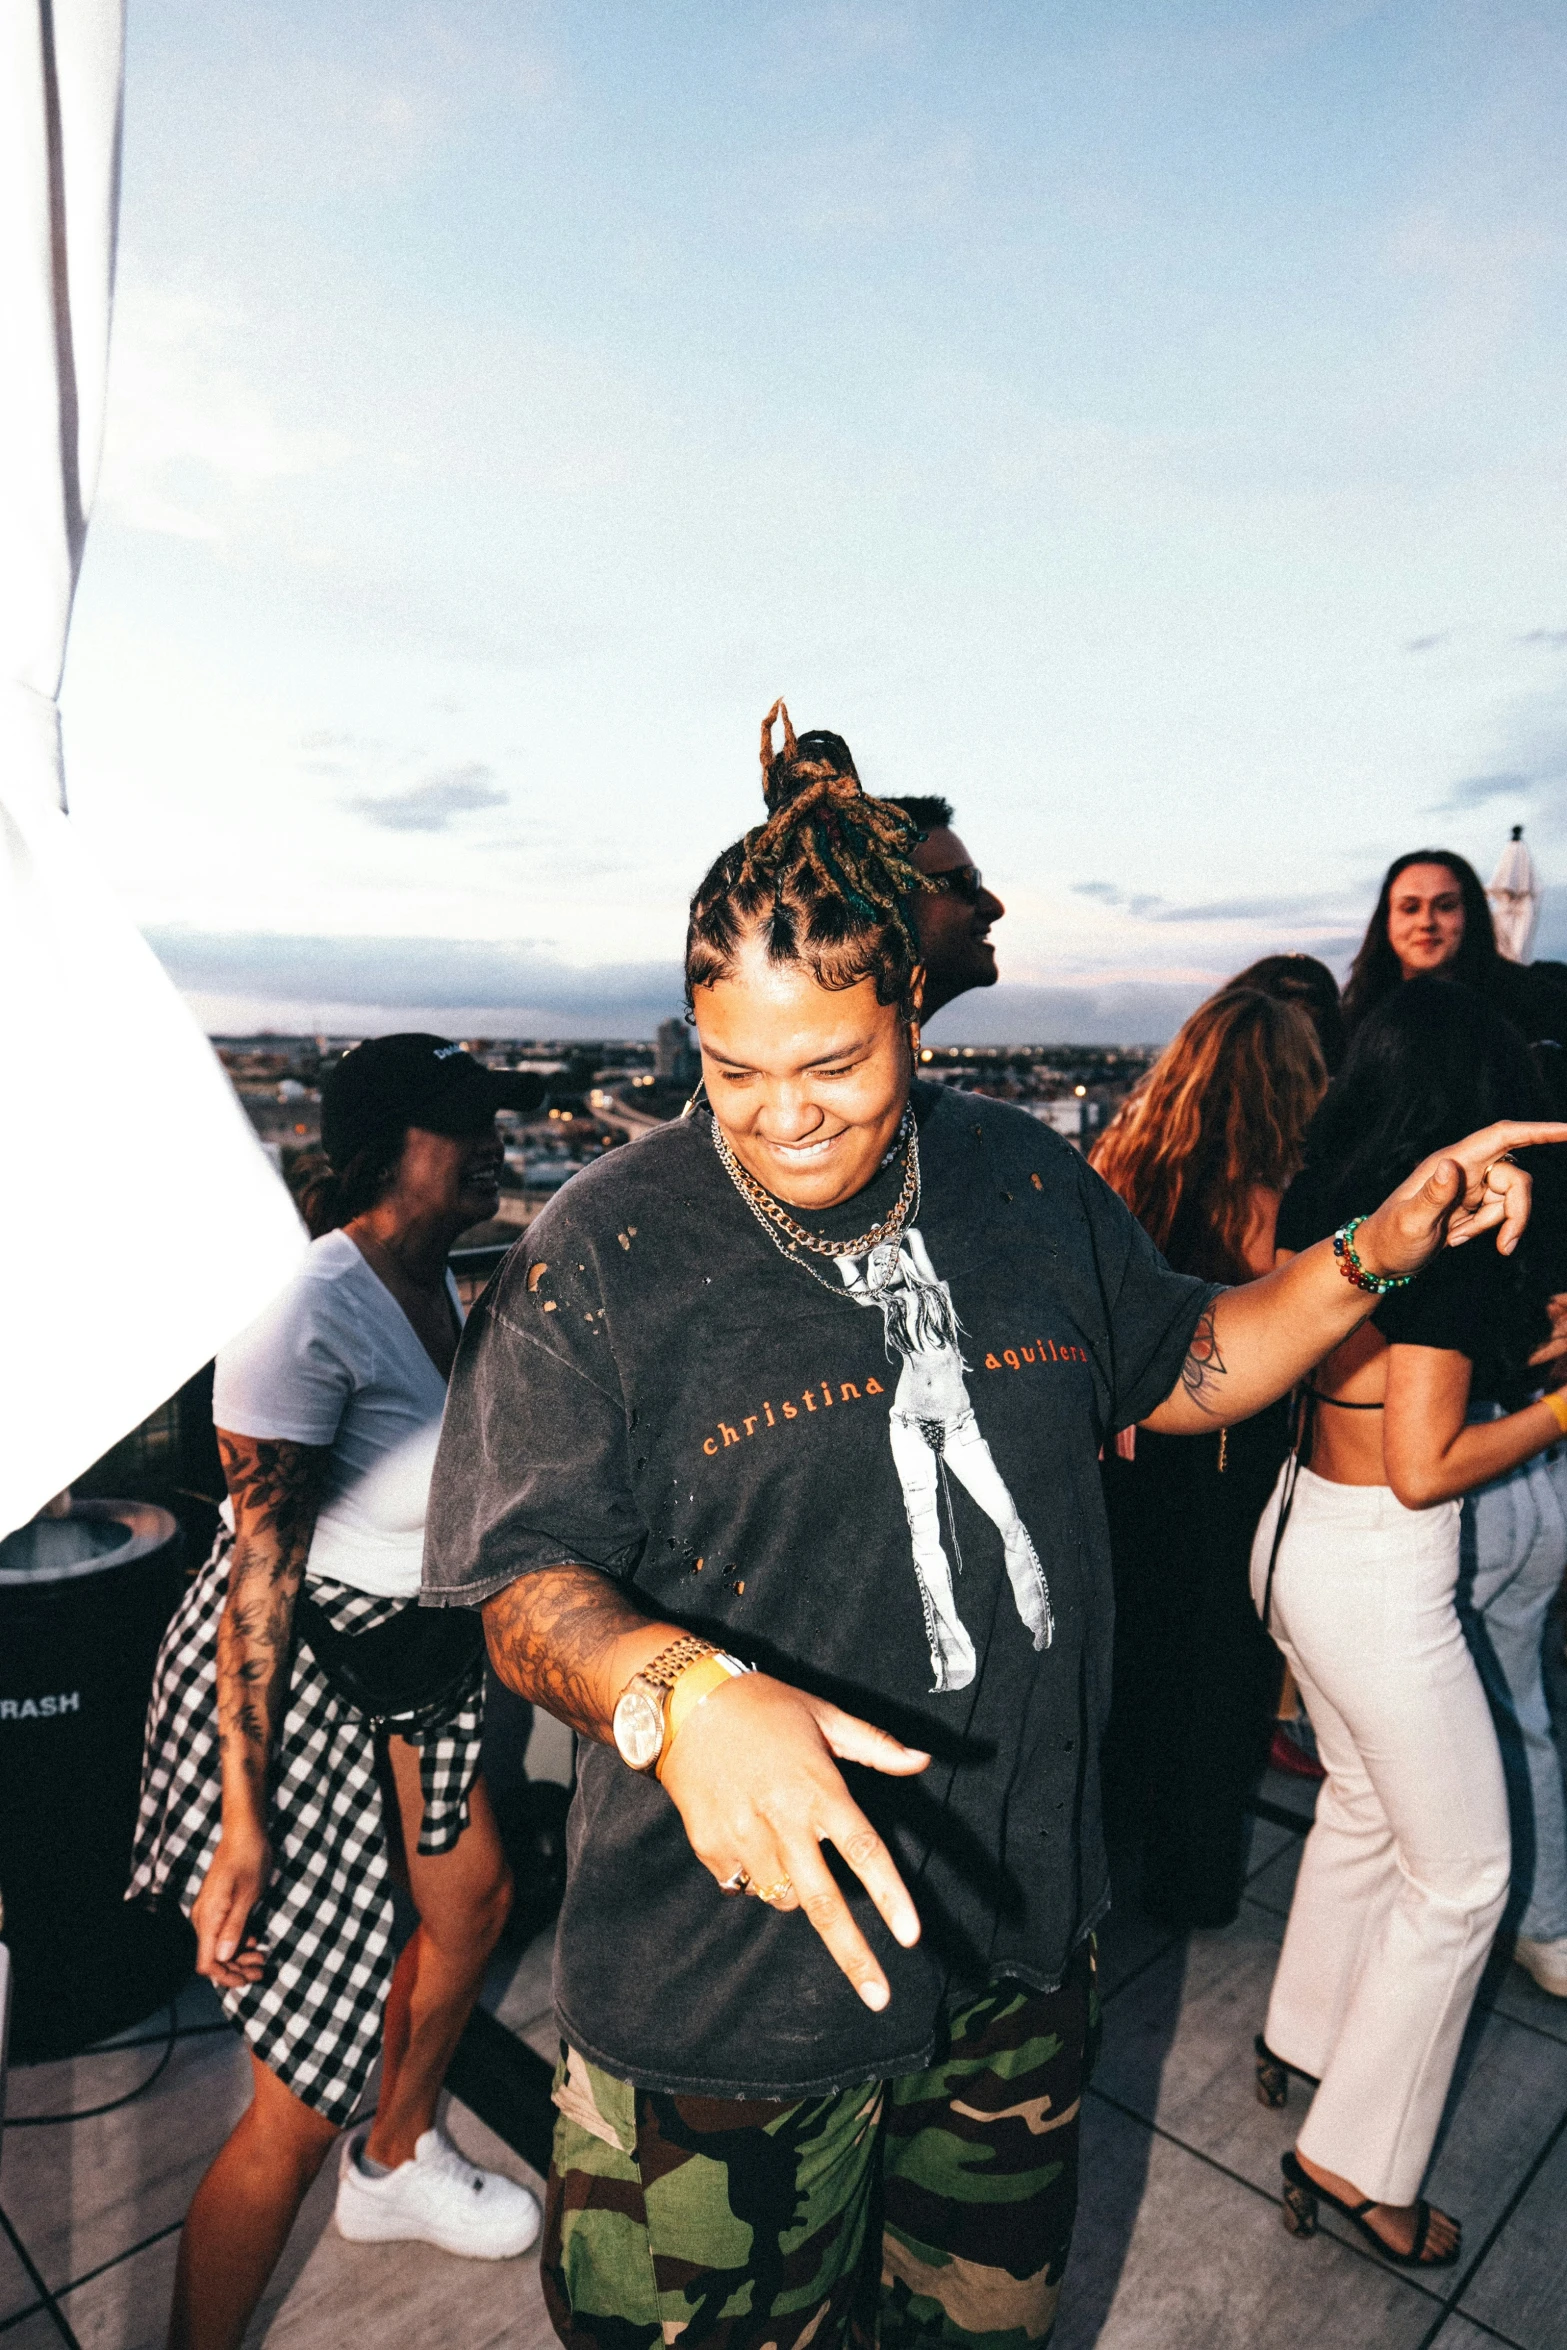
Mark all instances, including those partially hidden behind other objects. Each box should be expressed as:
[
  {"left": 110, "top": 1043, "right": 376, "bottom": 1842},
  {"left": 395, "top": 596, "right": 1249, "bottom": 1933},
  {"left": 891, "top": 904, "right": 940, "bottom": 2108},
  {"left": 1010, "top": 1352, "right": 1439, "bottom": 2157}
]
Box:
[
  {"left": 1485, "top": 1154, "right": 1517, "bottom": 1183},
  {"left": 751, "top": 1878, "right": 794, "bottom": 1906},
  {"left": 719, "top": 1867, "right": 751, "bottom": 1896}
]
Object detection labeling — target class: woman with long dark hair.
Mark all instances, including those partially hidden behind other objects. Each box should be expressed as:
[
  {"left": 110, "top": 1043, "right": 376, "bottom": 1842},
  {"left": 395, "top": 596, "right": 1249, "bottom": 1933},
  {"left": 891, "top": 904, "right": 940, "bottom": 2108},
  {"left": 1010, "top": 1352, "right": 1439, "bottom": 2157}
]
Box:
[
  {"left": 1343, "top": 849, "right": 1567, "bottom": 1061},
  {"left": 1092, "top": 989, "right": 1327, "bottom": 1925},
  {"left": 420, "top": 706, "right": 1561, "bottom": 2350},
  {"left": 130, "top": 1037, "right": 544, "bottom": 2350},
  {"left": 1253, "top": 979, "right": 1567, "bottom": 2269}
]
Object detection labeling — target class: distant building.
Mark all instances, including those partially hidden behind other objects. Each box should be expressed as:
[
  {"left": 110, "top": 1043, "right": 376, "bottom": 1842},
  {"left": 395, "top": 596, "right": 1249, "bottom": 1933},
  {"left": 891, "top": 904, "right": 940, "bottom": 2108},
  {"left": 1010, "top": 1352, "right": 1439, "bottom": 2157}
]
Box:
[{"left": 654, "top": 1016, "right": 700, "bottom": 1087}]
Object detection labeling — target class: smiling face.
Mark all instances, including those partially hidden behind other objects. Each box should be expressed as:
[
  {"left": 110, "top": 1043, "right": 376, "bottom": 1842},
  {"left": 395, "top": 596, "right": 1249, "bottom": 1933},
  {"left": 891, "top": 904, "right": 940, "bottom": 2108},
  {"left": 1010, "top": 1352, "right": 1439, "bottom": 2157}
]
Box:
[
  {"left": 1387, "top": 861, "right": 1466, "bottom": 980},
  {"left": 397, "top": 1120, "right": 506, "bottom": 1225},
  {"left": 910, "top": 826, "right": 1005, "bottom": 1017},
  {"left": 692, "top": 931, "right": 919, "bottom": 1209}
]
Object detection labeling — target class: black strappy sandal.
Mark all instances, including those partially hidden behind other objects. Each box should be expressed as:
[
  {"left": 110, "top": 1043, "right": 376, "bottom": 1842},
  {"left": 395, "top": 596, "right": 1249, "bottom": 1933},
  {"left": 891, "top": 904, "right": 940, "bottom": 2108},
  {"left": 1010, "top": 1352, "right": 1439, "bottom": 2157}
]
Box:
[
  {"left": 1254, "top": 2035, "right": 1319, "bottom": 2109},
  {"left": 1279, "top": 2151, "right": 1460, "bottom": 2267}
]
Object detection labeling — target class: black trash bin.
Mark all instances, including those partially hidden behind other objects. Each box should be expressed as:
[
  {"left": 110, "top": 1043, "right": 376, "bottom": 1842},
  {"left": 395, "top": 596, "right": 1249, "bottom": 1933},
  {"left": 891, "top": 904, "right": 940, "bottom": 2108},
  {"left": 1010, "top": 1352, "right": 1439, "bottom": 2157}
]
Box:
[{"left": 0, "top": 1502, "right": 196, "bottom": 2061}]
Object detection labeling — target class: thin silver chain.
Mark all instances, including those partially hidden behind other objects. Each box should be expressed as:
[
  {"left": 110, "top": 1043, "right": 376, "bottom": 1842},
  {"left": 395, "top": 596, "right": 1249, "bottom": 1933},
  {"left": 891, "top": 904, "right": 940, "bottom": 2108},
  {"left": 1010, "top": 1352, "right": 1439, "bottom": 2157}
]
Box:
[{"left": 708, "top": 1108, "right": 921, "bottom": 1298}]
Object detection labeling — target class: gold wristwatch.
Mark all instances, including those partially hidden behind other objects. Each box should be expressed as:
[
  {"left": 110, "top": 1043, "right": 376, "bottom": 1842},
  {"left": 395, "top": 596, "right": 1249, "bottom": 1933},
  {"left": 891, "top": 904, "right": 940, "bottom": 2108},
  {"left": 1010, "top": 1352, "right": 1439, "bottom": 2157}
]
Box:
[{"left": 612, "top": 1637, "right": 749, "bottom": 1776}]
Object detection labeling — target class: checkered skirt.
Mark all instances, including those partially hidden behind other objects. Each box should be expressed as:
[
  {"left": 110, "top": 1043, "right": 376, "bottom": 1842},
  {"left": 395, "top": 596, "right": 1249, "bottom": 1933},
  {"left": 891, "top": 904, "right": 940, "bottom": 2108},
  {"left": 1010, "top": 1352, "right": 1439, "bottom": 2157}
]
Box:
[{"left": 127, "top": 1530, "right": 484, "bottom": 2125}]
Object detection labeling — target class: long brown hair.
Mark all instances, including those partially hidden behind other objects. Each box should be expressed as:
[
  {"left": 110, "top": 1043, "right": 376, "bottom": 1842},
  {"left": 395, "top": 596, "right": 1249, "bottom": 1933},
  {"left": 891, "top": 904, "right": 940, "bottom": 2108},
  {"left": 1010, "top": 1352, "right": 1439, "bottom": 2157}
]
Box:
[{"left": 1090, "top": 989, "right": 1327, "bottom": 1282}]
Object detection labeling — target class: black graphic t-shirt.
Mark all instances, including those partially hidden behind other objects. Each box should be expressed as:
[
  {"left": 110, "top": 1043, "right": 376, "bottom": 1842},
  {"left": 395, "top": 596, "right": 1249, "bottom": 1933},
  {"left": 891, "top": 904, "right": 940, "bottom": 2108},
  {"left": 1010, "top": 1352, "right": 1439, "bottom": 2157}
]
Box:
[{"left": 424, "top": 1084, "right": 1215, "bottom": 2095}]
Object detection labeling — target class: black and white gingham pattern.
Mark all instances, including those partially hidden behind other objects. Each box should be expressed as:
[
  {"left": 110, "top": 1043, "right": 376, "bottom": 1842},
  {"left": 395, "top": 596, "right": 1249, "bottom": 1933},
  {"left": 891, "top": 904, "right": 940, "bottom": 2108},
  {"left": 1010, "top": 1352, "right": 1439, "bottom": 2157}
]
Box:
[{"left": 128, "top": 1532, "right": 483, "bottom": 2126}]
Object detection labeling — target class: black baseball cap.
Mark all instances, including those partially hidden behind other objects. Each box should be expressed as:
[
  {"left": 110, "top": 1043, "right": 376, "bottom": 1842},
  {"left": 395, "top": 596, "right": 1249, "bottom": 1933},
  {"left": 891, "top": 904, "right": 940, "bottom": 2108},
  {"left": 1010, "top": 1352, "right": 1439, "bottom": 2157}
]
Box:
[{"left": 321, "top": 1034, "right": 547, "bottom": 1169}]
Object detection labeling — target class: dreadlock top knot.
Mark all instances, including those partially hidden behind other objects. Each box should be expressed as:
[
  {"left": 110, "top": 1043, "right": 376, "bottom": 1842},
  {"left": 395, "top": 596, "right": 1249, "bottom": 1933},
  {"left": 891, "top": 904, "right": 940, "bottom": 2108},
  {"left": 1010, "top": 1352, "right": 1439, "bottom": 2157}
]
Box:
[
  {"left": 759, "top": 699, "right": 861, "bottom": 814},
  {"left": 686, "top": 700, "right": 934, "bottom": 1017}
]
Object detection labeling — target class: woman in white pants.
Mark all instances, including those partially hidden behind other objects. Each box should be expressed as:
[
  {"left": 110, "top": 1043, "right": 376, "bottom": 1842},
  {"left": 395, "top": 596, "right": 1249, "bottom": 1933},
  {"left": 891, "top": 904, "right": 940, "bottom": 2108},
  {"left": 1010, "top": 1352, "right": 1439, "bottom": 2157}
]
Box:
[{"left": 1253, "top": 980, "right": 1567, "bottom": 2269}]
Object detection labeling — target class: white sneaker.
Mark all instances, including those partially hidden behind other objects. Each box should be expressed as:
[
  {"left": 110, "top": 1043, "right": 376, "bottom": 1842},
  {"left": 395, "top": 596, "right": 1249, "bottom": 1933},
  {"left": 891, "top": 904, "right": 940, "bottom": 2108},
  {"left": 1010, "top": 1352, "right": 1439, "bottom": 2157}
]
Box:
[
  {"left": 1513, "top": 1936, "right": 1567, "bottom": 1998},
  {"left": 335, "top": 2126, "right": 542, "bottom": 2258}
]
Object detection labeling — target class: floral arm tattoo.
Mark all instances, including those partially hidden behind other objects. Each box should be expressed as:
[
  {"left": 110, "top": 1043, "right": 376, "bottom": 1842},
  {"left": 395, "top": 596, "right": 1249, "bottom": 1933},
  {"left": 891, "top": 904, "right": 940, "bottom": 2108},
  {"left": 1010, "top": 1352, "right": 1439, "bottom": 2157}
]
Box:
[
  {"left": 215, "top": 1430, "right": 330, "bottom": 1808},
  {"left": 1179, "top": 1301, "right": 1230, "bottom": 1417},
  {"left": 482, "top": 1566, "right": 655, "bottom": 1744}
]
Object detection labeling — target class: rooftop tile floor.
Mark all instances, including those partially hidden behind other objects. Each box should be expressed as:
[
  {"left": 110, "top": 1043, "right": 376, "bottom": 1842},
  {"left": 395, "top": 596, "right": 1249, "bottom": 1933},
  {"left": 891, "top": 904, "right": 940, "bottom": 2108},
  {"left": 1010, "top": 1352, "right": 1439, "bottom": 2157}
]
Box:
[{"left": 4, "top": 1771, "right": 1565, "bottom": 2350}]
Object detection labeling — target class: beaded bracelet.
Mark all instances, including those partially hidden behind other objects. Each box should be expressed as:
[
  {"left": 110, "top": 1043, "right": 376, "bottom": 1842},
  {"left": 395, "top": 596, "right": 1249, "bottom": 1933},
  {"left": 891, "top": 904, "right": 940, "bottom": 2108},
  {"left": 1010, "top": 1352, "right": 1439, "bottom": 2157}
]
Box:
[{"left": 1332, "top": 1215, "right": 1415, "bottom": 1296}]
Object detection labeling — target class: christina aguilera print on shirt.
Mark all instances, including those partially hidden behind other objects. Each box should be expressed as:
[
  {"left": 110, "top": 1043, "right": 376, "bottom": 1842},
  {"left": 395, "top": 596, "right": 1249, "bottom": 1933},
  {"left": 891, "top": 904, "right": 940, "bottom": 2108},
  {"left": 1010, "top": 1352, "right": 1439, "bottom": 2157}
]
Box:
[{"left": 837, "top": 1225, "right": 1054, "bottom": 1692}]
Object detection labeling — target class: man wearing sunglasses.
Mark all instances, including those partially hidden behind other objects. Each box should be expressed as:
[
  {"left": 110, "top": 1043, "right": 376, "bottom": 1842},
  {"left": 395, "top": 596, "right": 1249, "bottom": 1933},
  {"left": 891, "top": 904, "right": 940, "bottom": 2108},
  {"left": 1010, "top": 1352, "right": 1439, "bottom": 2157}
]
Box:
[
  {"left": 788, "top": 735, "right": 1007, "bottom": 1022},
  {"left": 886, "top": 794, "right": 1008, "bottom": 1019}
]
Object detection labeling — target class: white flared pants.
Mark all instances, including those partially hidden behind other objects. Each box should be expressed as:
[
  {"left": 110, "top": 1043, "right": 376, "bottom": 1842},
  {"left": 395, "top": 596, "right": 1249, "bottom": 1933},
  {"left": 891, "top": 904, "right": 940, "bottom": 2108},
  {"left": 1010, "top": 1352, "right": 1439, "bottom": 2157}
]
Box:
[{"left": 1250, "top": 1467, "right": 1509, "bottom": 2205}]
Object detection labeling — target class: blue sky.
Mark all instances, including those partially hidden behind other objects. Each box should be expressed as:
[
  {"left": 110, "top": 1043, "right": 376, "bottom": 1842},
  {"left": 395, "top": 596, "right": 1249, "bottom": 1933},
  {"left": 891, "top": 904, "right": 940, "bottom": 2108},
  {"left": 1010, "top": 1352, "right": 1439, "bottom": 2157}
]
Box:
[{"left": 62, "top": 0, "right": 1567, "bottom": 1040}]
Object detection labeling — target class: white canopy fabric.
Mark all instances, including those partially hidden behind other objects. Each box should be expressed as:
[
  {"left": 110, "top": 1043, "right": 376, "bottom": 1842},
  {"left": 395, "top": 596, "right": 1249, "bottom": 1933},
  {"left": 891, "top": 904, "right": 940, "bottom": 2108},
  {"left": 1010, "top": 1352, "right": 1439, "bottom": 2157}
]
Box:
[
  {"left": 1488, "top": 828, "right": 1542, "bottom": 967},
  {"left": 1, "top": 0, "right": 306, "bottom": 1538}
]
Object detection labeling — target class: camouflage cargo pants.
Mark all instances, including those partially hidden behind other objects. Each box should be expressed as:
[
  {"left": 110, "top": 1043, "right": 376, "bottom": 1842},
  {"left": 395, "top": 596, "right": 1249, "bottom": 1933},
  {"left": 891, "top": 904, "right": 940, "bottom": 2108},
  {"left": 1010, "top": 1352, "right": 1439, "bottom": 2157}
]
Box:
[{"left": 543, "top": 1941, "right": 1098, "bottom": 2350}]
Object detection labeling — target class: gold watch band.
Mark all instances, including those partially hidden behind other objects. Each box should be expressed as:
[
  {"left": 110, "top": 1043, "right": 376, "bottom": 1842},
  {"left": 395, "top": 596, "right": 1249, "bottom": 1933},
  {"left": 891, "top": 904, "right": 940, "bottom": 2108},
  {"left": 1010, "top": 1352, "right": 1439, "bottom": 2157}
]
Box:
[
  {"left": 656, "top": 1652, "right": 744, "bottom": 1778},
  {"left": 634, "top": 1634, "right": 714, "bottom": 1695}
]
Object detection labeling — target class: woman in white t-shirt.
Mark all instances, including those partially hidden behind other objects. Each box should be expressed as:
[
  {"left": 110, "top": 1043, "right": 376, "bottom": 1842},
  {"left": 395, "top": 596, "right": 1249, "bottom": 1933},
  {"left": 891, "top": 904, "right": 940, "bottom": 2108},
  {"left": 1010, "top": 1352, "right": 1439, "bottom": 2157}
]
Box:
[{"left": 130, "top": 1036, "right": 546, "bottom": 2350}]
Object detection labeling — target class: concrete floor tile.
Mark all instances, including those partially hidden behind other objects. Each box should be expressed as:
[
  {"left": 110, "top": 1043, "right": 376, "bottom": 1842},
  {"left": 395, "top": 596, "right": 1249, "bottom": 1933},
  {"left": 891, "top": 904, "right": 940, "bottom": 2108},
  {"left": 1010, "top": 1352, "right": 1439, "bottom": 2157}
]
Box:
[
  {"left": 1484, "top": 1951, "right": 1567, "bottom": 2047},
  {"left": 1090, "top": 1901, "right": 1290, "bottom": 2188},
  {"left": 0, "top": 2228, "right": 182, "bottom": 2350},
  {"left": 1426, "top": 2318, "right": 1536, "bottom": 2349},
  {"left": 1242, "top": 1814, "right": 1303, "bottom": 1882},
  {"left": 1, "top": 2026, "right": 252, "bottom": 2298},
  {"left": 1055, "top": 2095, "right": 1441, "bottom": 2350},
  {"left": 1095, "top": 1892, "right": 1183, "bottom": 2003},
  {"left": 1457, "top": 2120, "right": 1567, "bottom": 2350},
  {"left": 252, "top": 2094, "right": 552, "bottom": 2350},
  {"left": 487, "top": 1929, "right": 556, "bottom": 2040},
  {"left": 1256, "top": 1765, "right": 1320, "bottom": 1829},
  {"left": 1092, "top": 1898, "right": 1567, "bottom": 2272},
  {"left": 86, "top": 1975, "right": 224, "bottom": 2051},
  {"left": 1243, "top": 1837, "right": 1304, "bottom": 1921},
  {"left": 1423, "top": 2011, "right": 1567, "bottom": 2261},
  {"left": 0, "top": 2207, "right": 46, "bottom": 2327}
]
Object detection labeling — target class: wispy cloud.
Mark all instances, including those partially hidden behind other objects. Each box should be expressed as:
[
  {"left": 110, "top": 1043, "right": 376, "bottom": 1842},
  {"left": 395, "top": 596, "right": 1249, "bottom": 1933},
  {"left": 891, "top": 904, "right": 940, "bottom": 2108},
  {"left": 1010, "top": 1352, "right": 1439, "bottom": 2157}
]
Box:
[
  {"left": 146, "top": 930, "right": 683, "bottom": 1022},
  {"left": 1148, "top": 893, "right": 1351, "bottom": 926},
  {"left": 344, "top": 763, "right": 509, "bottom": 833},
  {"left": 1519, "top": 629, "right": 1567, "bottom": 650},
  {"left": 98, "top": 280, "right": 351, "bottom": 542},
  {"left": 1434, "top": 771, "right": 1533, "bottom": 811},
  {"left": 1069, "top": 880, "right": 1165, "bottom": 916},
  {"left": 1406, "top": 632, "right": 1448, "bottom": 653},
  {"left": 1070, "top": 882, "right": 1350, "bottom": 928}
]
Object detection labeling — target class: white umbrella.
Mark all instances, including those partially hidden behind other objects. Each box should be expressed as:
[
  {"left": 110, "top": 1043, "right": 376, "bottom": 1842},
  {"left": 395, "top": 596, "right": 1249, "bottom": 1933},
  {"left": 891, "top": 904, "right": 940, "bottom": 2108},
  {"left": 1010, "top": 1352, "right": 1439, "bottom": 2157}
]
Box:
[
  {"left": 1487, "top": 825, "right": 1542, "bottom": 966},
  {"left": 0, "top": 0, "right": 306, "bottom": 1538}
]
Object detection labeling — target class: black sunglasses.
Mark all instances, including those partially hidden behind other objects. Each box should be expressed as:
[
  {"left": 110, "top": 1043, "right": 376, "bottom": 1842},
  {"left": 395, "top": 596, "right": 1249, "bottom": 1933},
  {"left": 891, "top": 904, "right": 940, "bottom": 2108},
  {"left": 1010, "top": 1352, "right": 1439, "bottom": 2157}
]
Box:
[{"left": 927, "top": 863, "right": 985, "bottom": 906}]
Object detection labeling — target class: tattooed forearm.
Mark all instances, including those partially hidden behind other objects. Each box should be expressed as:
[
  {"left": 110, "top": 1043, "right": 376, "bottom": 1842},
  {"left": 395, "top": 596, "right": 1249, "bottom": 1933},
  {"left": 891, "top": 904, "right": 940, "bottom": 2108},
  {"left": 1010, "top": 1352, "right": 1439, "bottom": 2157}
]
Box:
[
  {"left": 1179, "top": 1303, "right": 1230, "bottom": 1417},
  {"left": 214, "top": 1431, "right": 329, "bottom": 1805},
  {"left": 483, "top": 1566, "right": 658, "bottom": 1743}
]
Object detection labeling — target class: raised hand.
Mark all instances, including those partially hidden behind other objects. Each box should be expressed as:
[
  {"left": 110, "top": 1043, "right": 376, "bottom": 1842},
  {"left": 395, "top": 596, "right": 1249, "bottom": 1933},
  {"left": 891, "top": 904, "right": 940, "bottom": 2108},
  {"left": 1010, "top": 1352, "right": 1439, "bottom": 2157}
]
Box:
[{"left": 1357, "top": 1121, "right": 1567, "bottom": 1275}]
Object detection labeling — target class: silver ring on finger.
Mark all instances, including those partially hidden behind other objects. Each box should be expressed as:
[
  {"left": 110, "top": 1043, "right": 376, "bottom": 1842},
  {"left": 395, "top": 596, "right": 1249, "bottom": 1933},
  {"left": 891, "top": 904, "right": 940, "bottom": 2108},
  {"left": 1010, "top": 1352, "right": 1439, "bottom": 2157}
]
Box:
[{"left": 718, "top": 1866, "right": 751, "bottom": 1896}]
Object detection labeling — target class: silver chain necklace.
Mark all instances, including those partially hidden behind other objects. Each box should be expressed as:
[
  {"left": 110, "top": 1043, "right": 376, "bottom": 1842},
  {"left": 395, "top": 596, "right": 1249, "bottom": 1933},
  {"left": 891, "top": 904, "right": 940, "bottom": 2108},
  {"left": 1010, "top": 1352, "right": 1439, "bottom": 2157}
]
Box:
[{"left": 709, "top": 1107, "right": 921, "bottom": 1299}]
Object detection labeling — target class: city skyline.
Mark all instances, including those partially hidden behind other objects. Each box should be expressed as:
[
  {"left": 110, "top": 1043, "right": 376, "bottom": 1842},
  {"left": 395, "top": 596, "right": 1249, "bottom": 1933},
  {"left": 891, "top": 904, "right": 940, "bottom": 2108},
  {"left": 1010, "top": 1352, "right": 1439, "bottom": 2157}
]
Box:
[{"left": 59, "top": 0, "right": 1567, "bottom": 1043}]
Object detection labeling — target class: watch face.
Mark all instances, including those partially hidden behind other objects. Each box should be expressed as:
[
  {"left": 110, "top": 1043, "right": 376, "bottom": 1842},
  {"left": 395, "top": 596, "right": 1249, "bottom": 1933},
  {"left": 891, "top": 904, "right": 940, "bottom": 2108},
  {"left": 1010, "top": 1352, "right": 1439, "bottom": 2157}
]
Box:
[{"left": 613, "top": 1687, "right": 664, "bottom": 1772}]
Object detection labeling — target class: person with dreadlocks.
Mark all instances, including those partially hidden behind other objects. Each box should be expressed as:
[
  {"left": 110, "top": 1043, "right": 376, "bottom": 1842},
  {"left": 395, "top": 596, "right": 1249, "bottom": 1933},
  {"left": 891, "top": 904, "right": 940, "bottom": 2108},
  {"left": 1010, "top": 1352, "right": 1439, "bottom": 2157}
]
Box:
[
  {"left": 779, "top": 724, "right": 1008, "bottom": 1020},
  {"left": 423, "top": 702, "right": 1564, "bottom": 2350}
]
